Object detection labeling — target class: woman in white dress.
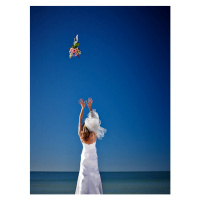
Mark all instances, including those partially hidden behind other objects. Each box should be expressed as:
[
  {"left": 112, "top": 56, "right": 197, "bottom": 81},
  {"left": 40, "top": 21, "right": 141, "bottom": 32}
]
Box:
[{"left": 75, "top": 98, "right": 107, "bottom": 194}]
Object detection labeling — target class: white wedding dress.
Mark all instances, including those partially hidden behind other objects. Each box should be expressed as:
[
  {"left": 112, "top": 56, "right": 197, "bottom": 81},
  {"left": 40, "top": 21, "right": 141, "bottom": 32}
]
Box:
[{"left": 75, "top": 134, "right": 103, "bottom": 194}]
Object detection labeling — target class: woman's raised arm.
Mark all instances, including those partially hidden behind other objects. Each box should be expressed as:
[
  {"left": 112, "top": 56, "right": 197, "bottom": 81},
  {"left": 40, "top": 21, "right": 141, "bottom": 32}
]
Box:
[
  {"left": 78, "top": 99, "right": 86, "bottom": 136},
  {"left": 87, "top": 98, "right": 94, "bottom": 117}
]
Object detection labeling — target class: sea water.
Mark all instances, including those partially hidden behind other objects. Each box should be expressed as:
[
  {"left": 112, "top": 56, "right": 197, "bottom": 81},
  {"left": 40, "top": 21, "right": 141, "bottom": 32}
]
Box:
[{"left": 30, "top": 171, "right": 170, "bottom": 194}]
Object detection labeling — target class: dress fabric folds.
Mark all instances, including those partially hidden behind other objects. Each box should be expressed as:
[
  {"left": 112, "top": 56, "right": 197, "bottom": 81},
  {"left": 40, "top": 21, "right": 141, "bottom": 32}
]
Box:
[{"left": 75, "top": 141, "right": 103, "bottom": 194}]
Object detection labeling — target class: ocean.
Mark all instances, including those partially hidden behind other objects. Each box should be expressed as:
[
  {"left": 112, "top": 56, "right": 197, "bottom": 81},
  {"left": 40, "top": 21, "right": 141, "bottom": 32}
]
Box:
[{"left": 30, "top": 171, "right": 170, "bottom": 194}]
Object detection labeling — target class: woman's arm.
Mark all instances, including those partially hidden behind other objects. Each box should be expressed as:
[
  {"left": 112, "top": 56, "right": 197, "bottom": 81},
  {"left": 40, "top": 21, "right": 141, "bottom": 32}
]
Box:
[
  {"left": 78, "top": 99, "right": 86, "bottom": 135},
  {"left": 87, "top": 98, "right": 94, "bottom": 117}
]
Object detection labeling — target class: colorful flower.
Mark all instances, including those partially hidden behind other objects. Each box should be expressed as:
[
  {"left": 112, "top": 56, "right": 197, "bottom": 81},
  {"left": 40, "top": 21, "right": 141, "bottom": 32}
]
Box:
[
  {"left": 72, "top": 48, "right": 77, "bottom": 53},
  {"left": 68, "top": 35, "right": 81, "bottom": 59}
]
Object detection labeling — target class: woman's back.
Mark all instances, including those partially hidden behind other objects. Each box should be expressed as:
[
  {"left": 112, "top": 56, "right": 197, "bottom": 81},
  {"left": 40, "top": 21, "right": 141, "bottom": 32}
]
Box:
[{"left": 80, "top": 132, "right": 97, "bottom": 144}]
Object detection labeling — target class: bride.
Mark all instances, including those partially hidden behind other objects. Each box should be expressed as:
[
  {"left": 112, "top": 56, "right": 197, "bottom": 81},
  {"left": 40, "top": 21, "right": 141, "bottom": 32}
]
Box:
[{"left": 75, "top": 98, "right": 107, "bottom": 194}]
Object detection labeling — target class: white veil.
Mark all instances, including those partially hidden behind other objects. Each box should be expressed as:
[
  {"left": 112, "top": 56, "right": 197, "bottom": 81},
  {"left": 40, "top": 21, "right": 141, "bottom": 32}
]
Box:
[{"left": 84, "top": 109, "right": 107, "bottom": 140}]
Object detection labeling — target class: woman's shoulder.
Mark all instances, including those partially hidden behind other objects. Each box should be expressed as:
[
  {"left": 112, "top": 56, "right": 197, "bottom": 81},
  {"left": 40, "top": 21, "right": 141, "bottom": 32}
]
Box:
[{"left": 80, "top": 132, "right": 97, "bottom": 144}]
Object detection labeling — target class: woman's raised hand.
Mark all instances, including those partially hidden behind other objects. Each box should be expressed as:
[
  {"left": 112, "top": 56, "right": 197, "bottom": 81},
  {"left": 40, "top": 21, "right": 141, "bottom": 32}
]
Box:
[
  {"left": 87, "top": 98, "right": 93, "bottom": 108},
  {"left": 78, "top": 99, "right": 86, "bottom": 108}
]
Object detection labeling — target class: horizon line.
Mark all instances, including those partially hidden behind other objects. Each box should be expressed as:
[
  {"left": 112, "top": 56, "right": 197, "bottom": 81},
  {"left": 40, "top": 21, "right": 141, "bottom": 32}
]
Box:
[{"left": 30, "top": 170, "right": 170, "bottom": 172}]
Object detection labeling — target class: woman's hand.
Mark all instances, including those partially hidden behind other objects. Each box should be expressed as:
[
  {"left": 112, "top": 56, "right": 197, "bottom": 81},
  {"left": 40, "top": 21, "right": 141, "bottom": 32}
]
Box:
[
  {"left": 78, "top": 99, "right": 86, "bottom": 109},
  {"left": 86, "top": 98, "right": 93, "bottom": 109}
]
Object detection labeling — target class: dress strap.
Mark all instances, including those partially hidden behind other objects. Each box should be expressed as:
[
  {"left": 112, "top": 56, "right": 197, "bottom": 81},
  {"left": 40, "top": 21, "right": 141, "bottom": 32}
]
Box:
[{"left": 93, "top": 133, "right": 94, "bottom": 143}]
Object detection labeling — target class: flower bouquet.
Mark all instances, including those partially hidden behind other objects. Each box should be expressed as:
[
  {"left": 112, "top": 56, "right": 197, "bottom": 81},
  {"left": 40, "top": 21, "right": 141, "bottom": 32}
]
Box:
[{"left": 69, "top": 35, "right": 81, "bottom": 59}]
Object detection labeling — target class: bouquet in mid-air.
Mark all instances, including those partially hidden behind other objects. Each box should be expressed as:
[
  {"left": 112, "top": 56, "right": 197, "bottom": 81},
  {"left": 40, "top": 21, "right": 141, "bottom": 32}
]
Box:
[{"left": 69, "top": 35, "right": 81, "bottom": 59}]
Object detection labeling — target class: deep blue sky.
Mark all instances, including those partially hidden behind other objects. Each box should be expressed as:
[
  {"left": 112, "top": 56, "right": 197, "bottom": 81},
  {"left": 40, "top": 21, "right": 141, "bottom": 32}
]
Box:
[{"left": 30, "top": 6, "right": 170, "bottom": 172}]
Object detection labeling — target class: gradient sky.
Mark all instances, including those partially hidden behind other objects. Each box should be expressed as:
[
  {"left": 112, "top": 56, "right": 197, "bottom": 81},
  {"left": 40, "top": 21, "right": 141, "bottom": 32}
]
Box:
[{"left": 30, "top": 6, "right": 170, "bottom": 172}]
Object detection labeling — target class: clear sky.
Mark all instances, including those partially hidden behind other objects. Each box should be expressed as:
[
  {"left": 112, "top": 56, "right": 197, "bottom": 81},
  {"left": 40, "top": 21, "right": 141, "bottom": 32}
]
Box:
[{"left": 30, "top": 6, "right": 170, "bottom": 172}]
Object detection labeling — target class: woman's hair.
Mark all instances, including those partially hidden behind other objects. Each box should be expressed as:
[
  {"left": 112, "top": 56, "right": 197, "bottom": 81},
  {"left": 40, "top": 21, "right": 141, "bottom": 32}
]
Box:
[{"left": 81, "top": 122, "right": 91, "bottom": 141}]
